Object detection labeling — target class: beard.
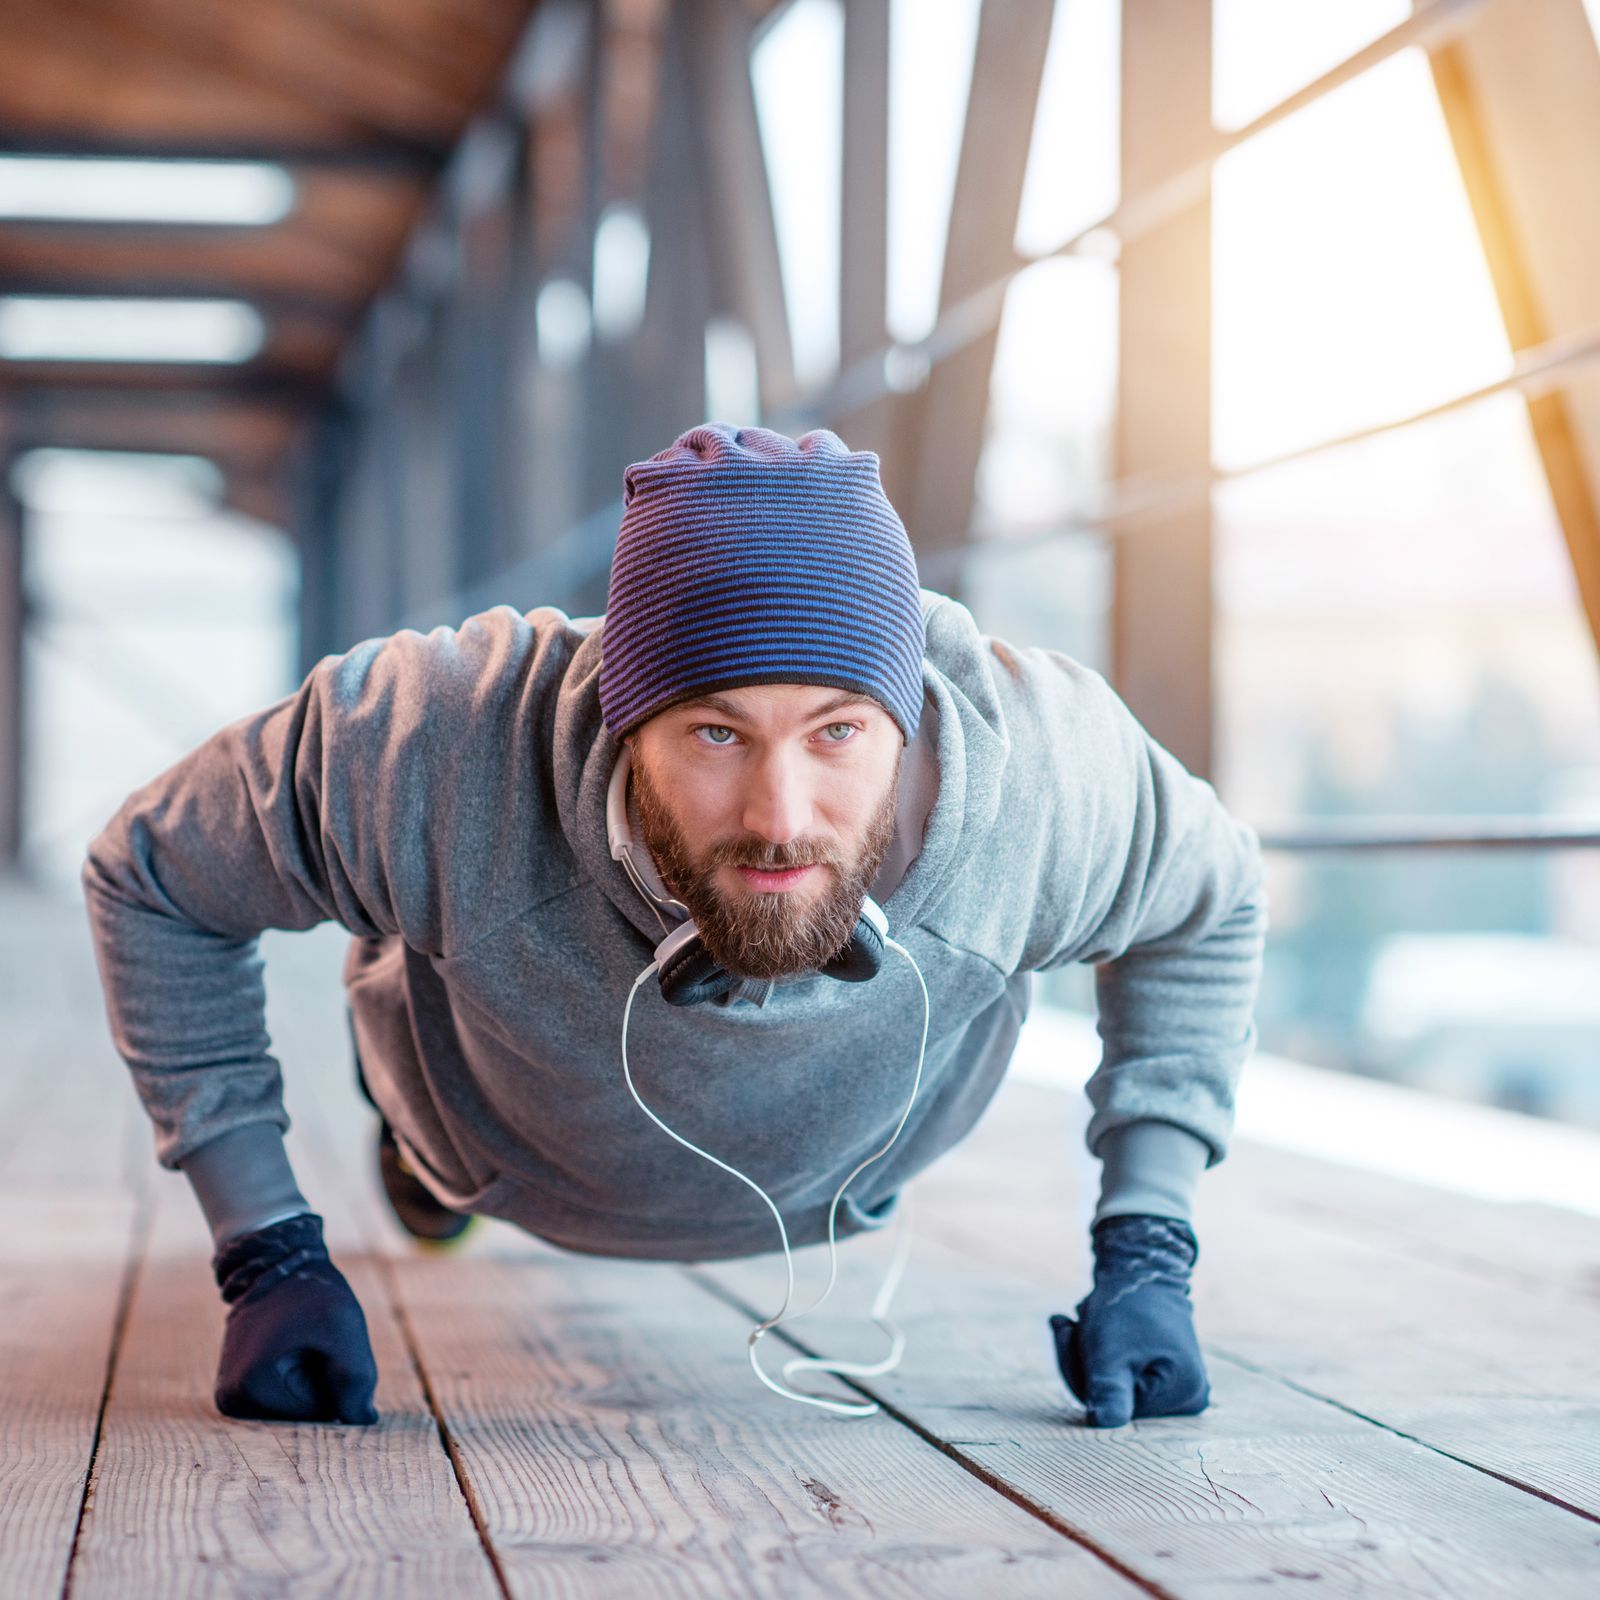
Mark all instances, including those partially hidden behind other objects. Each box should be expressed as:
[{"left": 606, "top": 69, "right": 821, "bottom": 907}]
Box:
[{"left": 630, "top": 748, "right": 902, "bottom": 983}]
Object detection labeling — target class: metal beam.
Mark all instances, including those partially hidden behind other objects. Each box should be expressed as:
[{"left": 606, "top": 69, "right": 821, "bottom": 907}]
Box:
[
  {"left": 678, "top": 0, "right": 794, "bottom": 410},
  {"left": 448, "top": 161, "right": 520, "bottom": 593},
  {"left": 1256, "top": 817, "right": 1600, "bottom": 852},
  {"left": 586, "top": 0, "right": 675, "bottom": 481},
  {"left": 1114, "top": 0, "right": 1214, "bottom": 781},
  {"left": 633, "top": 3, "right": 714, "bottom": 454},
  {"left": 579, "top": 4, "right": 621, "bottom": 520},
  {"left": 903, "top": 0, "right": 1055, "bottom": 589},
  {"left": 0, "top": 477, "right": 22, "bottom": 870},
  {"left": 289, "top": 402, "right": 348, "bottom": 672},
  {"left": 515, "top": 4, "right": 599, "bottom": 559},
  {"left": 835, "top": 0, "right": 894, "bottom": 467},
  {"left": 27, "top": 0, "right": 474, "bottom": 159},
  {"left": 398, "top": 342, "right": 460, "bottom": 621}
]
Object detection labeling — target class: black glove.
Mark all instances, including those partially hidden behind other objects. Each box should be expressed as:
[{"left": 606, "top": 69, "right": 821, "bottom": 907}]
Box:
[
  {"left": 1049, "top": 1213, "right": 1210, "bottom": 1428},
  {"left": 211, "top": 1212, "right": 379, "bottom": 1424}
]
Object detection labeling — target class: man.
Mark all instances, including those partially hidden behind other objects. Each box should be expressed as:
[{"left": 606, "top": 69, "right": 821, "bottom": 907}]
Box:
[{"left": 82, "top": 422, "right": 1267, "bottom": 1431}]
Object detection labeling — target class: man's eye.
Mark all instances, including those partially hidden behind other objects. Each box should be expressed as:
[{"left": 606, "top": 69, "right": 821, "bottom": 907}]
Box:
[{"left": 692, "top": 722, "right": 856, "bottom": 746}]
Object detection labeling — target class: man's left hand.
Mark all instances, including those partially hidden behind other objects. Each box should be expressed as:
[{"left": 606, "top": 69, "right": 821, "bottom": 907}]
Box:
[{"left": 1049, "top": 1213, "right": 1210, "bottom": 1428}]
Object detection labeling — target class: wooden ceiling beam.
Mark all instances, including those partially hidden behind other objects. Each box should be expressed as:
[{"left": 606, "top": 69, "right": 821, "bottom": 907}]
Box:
[
  {"left": 0, "top": 232, "right": 419, "bottom": 312},
  {"left": 3, "top": 403, "right": 300, "bottom": 470},
  {"left": 6, "top": 387, "right": 301, "bottom": 427},
  {"left": 311, "top": 0, "right": 531, "bottom": 60},
  {"left": 0, "top": 387, "right": 313, "bottom": 481},
  {"left": 229, "top": 0, "right": 495, "bottom": 108},
  {"left": 0, "top": 364, "right": 326, "bottom": 402},
  {"left": 50, "top": 0, "right": 484, "bottom": 143},
  {"left": 221, "top": 472, "right": 293, "bottom": 527},
  {"left": 0, "top": 4, "right": 381, "bottom": 148},
  {"left": 0, "top": 172, "right": 431, "bottom": 306}
]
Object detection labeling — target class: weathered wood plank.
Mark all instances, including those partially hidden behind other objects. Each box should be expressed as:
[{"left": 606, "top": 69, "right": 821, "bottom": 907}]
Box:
[
  {"left": 0, "top": 1032, "right": 139, "bottom": 1191},
  {"left": 1192, "top": 1188, "right": 1600, "bottom": 1521},
  {"left": 386, "top": 1233, "right": 1149, "bottom": 1600},
  {"left": 1214, "top": 1137, "right": 1600, "bottom": 1307},
  {"left": 67, "top": 907, "right": 1600, "bottom": 1595},
  {"left": 0, "top": 1188, "right": 139, "bottom": 1600},
  {"left": 0, "top": 885, "right": 146, "bottom": 1595},
  {"left": 694, "top": 1064, "right": 1600, "bottom": 1595},
  {"left": 903, "top": 1074, "right": 1600, "bottom": 1520},
  {"left": 0, "top": 874, "right": 155, "bottom": 1191},
  {"left": 697, "top": 1233, "right": 1600, "bottom": 1599},
  {"left": 64, "top": 1147, "right": 501, "bottom": 1597}
]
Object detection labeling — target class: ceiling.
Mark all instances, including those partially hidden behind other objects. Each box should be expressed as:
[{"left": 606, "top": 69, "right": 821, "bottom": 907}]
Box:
[{"left": 0, "top": 0, "right": 543, "bottom": 521}]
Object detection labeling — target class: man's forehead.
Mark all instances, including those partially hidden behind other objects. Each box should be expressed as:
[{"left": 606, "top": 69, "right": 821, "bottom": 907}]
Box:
[{"left": 664, "top": 686, "right": 884, "bottom": 722}]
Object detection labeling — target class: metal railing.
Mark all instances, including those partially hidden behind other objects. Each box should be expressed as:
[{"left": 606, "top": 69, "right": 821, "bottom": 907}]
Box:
[{"left": 1255, "top": 818, "right": 1600, "bottom": 852}]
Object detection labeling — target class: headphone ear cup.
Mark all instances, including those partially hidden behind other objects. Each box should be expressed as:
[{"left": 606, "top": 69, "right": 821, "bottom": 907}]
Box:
[
  {"left": 656, "top": 908, "right": 886, "bottom": 1002},
  {"left": 821, "top": 912, "right": 886, "bottom": 984},
  {"left": 658, "top": 934, "right": 742, "bottom": 1007}
]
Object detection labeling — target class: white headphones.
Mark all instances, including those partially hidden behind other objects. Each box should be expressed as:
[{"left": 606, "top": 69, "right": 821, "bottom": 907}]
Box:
[{"left": 607, "top": 745, "right": 930, "bottom": 1417}]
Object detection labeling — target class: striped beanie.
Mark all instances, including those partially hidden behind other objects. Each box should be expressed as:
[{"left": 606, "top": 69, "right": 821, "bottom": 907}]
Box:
[{"left": 598, "top": 422, "right": 926, "bottom": 741}]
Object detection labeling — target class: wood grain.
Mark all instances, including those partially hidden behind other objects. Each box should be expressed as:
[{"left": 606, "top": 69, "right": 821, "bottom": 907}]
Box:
[
  {"left": 0, "top": 1189, "right": 139, "bottom": 1599},
  {"left": 63, "top": 1164, "right": 501, "bottom": 1599},
  {"left": 30, "top": 892, "right": 1600, "bottom": 1597},
  {"left": 388, "top": 1236, "right": 1146, "bottom": 1599},
  {"left": 698, "top": 1229, "right": 1600, "bottom": 1600},
  {"left": 0, "top": 882, "right": 145, "bottom": 1595},
  {"left": 1209, "top": 1137, "right": 1600, "bottom": 1307},
  {"left": 696, "top": 1068, "right": 1600, "bottom": 1596},
  {"left": 905, "top": 1076, "right": 1600, "bottom": 1519}
]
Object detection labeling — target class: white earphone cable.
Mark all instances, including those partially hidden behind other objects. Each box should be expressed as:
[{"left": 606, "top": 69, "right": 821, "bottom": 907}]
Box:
[{"left": 619, "top": 933, "right": 930, "bottom": 1417}]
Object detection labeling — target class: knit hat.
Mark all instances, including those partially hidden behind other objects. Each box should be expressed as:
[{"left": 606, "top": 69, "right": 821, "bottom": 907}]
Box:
[{"left": 598, "top": 422, "right": 926, "bottom": 741}]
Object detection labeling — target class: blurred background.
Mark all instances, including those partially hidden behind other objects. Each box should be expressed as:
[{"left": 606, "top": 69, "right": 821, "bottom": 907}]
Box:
[{"left": 2, "top": 0, "right": 1598, "bottom": 1161}]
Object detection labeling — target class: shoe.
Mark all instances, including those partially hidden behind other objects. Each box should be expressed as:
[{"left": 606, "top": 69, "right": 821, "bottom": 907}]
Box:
[{"left": 375, "top": 1118, "right": 478, "bottom": 1247}]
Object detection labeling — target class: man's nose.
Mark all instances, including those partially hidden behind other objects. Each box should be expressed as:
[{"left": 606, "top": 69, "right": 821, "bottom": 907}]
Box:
[{"left": 740, "top": 755, "right": 814, "bottom": 845}]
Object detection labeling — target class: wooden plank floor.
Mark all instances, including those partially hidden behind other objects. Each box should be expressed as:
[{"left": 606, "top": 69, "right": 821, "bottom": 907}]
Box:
[{"left": 3, "top": 871, "right": 1598, "bottom": 1598}]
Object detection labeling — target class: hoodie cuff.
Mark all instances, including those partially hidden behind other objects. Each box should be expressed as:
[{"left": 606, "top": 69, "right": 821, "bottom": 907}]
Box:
[
  {"left": 178, "top": 1122, "right": 313, "bottom": 1248},
  {"left": 1091, "top": 1119, "right": 1212, "bottom": 1228}
]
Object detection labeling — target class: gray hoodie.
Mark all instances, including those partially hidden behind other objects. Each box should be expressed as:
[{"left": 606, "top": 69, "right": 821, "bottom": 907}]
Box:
[{"left": 81, "top": 590, "right": 1267, "bottom": 1261}]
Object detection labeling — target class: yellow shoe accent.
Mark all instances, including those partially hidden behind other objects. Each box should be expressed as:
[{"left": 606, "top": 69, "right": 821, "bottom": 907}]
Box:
[{"left": 412, "top": 1214, "right": 480, "bottom": 1253}]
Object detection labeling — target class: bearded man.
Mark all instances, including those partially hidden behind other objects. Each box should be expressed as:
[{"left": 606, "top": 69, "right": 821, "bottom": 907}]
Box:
[{"left": 82, "top": 422, "right": 1267, "bottom": 1431}]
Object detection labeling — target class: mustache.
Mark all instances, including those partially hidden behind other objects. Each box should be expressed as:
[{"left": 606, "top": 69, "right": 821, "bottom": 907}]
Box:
[{"left": 713, "top": 844, "right": 838, "bottom": 870}]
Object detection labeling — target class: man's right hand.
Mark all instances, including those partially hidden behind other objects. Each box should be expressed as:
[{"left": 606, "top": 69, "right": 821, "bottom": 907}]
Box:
[{"left": 211, "top": 1212, "right": 379, "bottom": 1424}]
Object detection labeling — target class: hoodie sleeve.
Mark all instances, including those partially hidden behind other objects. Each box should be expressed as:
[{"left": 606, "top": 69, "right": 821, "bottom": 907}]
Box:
[
  {"left": 79, "top": 612, "right": 530, "bottom": 1172},
  {"left": 1010, "top": 645, "right": 1269, "bottom": 1174}
]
